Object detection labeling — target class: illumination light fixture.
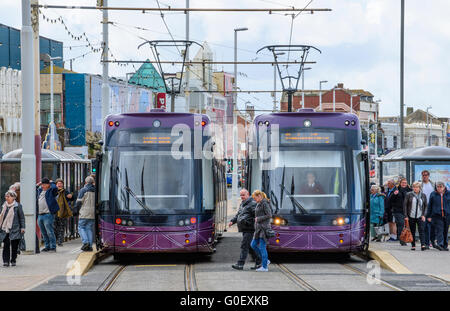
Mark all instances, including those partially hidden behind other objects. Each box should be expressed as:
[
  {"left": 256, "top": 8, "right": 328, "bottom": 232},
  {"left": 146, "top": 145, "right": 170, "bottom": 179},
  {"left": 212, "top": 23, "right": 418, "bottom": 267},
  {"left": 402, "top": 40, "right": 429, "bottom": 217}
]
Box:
[
  {"left": 153, "top": 120, "right": 161, "bottom": 127},
  {"left": 303, "top": 119, "right": 312, "bottom": 127}
]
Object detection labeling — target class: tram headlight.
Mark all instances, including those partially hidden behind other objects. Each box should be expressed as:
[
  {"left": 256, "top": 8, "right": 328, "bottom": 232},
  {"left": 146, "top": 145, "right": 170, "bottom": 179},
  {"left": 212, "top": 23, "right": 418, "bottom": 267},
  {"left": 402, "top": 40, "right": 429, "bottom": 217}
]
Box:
[
  {"left": 303, "top": 119, "right": 312, "bottom": 127},
  {"left": 264, "top": 121, "right": 270, "bottom": 127},
  {"left": 351, "top": 120, "right": 356, "bottom": 126},
  {"left": 344, "top": 120, "right": 350, "bottom": 126},
  {"left": 184, "top": 219, "right": 190, "bottom": 225},
  {"left": 127, "top": 220, "right": 133, "bottom": 226},
  {"left": 333, "top": 217, "right": 345, "bottom": 226},
  {"left": 258, "top": 121, "right": 264, "bottom": 126},
  {"left": 272, "top": 217, "right": 287, "bottom": 226},
  {"left": 178, "top": 220, "right": 185, "bottom": 226}
]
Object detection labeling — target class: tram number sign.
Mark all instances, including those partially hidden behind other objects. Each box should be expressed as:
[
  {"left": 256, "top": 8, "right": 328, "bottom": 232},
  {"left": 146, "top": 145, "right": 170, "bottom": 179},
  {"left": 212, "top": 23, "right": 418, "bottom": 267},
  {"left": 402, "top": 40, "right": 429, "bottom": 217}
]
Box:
[
  {"left": 130, "top": 132, "right": 173, "bottom": 145},
  {"left": 281, "top": 132, "right": 335, "bottom": 144}
]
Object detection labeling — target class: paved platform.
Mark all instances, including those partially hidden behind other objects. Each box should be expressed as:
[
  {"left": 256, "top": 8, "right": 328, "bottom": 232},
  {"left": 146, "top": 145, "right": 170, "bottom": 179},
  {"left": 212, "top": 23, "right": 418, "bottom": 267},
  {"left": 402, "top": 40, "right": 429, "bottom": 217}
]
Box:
[
  {"left": 0, "top": 238, "right": 85, "bottom": 291},
  {"left": 369, "top": 241, "right": 450, "bottom": 283}
]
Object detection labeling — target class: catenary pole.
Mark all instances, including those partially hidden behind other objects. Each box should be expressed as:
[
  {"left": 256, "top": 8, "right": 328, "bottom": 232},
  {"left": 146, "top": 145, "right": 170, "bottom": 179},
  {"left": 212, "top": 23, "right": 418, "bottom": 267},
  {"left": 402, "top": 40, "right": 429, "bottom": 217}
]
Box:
[
  {"left": 102, "top": 0, "right": 110, "bottom": 122},
  {"left": 21, "top": 0, "right": 37, "bottom": 254},
  {"left": 400, "top": 0, "right": 405, "bottom": 148},
  {"left": 185, "top": 0, "right": 190, "bottom": 113},
  {"left": 31, "top": 0, "right": 41, "bottom": 183}
]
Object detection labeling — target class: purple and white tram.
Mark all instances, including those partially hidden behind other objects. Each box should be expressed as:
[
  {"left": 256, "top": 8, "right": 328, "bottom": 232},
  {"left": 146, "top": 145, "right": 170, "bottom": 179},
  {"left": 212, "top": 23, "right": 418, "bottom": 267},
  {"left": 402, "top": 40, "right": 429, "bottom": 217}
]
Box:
[
  {"left": 94, "top": 112, "right": 227, "bottom": 258},
  {"left": 247, "top": 109, "right": 370, "bottom": 254}
]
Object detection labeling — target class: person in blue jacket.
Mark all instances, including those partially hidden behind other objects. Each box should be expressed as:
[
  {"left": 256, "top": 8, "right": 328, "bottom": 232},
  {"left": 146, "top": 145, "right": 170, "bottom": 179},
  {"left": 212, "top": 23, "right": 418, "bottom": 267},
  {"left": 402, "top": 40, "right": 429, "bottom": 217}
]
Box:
[
  {"left": 426, "top": 182, "right": 450, "bottom": 251},
  {"left": 370, "top": 185, "right": 385, "bottom": 242},
  {"left": 36, "top": 177, "right": 60, "bottom": 252}
]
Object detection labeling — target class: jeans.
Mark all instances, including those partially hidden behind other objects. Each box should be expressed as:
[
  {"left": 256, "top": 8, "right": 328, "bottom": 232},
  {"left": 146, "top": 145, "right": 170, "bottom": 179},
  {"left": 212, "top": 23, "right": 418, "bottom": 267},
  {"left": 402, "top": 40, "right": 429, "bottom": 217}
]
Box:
[
  {"left": 424, "top": 220, "right": 436, "bottom": 246},
  {"left": 432, "top": 215, "right": 449, "bottom": 249},
  {"left": 78, "top": 218, "right": 95, "bottom": 246},
  {"left": 2, "top": 234, "right": 20, "bottom": 264},
  {"left": 393, "top": 212, "right": 405, "bottom": 242},
  {"left": 238, "top": 232, "right": 261, "bottom": 266},
  {"left": 38, "top": 213, "right": 56, "bottom": 250},
  {"left": 408, "top": 217, "right": 425, "bottom": 247},
  {"left": 251, "top": 238, "right": 268, "bottom": 269}
]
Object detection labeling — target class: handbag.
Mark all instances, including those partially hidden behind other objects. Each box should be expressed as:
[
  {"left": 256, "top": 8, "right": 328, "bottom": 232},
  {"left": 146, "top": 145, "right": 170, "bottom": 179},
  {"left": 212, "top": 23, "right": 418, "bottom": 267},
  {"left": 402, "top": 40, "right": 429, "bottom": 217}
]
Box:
[
  {"left": 374, "top": 223, "right": 389, "bottom": 236},
  {"left": 400, "top": 218, "right": 413, "bottom": 243},
  {"left": 265, "top": 227, "right": 276, "bottom": 238},
  {"left": 19, "top": 233, "right": 26, "bottom": 251}
]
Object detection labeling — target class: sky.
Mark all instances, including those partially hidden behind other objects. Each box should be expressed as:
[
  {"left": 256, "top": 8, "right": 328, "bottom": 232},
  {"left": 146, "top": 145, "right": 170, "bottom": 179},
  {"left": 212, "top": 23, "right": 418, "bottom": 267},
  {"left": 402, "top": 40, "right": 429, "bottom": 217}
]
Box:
[{"left": 1, "top": 0, "right": 450, "bottom": 117}]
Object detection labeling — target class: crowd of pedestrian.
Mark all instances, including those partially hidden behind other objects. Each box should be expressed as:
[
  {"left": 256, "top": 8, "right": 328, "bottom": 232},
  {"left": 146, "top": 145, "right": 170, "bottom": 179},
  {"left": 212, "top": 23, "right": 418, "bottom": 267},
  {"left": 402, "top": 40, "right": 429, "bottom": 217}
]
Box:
[
  {"left": 370, "top": 170, "right": 450, "bottom": 251},
  {"left": 0, "top": 174, "right": 96, "bottom": 267}
]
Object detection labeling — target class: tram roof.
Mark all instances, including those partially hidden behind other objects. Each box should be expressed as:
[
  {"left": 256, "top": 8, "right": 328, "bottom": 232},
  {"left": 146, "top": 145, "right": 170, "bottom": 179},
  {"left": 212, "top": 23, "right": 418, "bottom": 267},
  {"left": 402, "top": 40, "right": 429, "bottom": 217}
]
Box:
[
  {"left": 376, "top": 146, "right": 450, "bottom": 162},
  {"left": 0, "top": 149, "right": 91, "bottom": 163}
]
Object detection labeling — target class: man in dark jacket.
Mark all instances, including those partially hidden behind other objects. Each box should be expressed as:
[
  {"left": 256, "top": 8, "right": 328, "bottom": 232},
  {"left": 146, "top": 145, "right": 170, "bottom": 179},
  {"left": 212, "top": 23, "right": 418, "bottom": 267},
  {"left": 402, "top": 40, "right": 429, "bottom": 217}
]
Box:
[
  {"left": 384, "top": 179, "right": 406, "bottom": 245},
  {"left": 229, "top": 189, "right": 261, "bottom": 270},
  {"left": 426, "top": 182, "right": 450, "bottom": 251},
  {"left": 36, "top": 178, "right": 60, "bottom": 252}
]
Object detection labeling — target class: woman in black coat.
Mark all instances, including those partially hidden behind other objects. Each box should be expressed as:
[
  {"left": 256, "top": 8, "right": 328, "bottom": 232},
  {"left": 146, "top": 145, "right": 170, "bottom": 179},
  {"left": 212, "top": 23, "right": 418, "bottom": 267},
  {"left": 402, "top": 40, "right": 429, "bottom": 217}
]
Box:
[
  {"left": 403, "top": 182, "right": 427, "bottom": 251},
  {"left": 250, "top": 190, "right": 272, "bottom": 272},
  {"left": 0, "top": 190, "right": 25, "bottom": 267}
]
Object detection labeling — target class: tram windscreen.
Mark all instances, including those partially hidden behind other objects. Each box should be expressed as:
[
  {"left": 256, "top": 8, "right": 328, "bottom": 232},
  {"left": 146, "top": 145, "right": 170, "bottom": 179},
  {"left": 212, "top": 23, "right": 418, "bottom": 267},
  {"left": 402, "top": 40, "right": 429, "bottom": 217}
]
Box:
[
  {"left": 116, "top": 150, "right": 194, "bottom": 214},
  {"left": 268, "top": 150, "right": 348, "bottom": 214}
]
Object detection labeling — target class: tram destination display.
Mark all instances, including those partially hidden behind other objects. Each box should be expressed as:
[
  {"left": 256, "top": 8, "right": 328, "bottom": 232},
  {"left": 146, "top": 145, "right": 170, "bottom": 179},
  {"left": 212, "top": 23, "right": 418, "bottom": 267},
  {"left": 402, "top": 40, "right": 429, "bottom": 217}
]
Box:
[
  {"left": 280, "top": 131, "right": 335, "bottom": 144},
  {"left": 129, "top": 132, "right": 173, "bottom": 145}
]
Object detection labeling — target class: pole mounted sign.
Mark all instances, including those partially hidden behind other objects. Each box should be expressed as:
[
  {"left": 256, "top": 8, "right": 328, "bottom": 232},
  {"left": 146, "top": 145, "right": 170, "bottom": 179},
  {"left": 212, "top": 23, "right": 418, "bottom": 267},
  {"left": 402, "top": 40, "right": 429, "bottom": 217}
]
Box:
[{"left": 156, "top": 93, "right": 166, "bottom": 110}]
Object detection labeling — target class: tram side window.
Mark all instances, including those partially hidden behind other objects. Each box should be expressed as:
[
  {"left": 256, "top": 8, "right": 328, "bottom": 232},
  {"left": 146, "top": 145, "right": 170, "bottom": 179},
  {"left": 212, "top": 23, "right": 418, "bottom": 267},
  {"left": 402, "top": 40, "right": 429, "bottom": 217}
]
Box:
[
  {"left": 251, "top": 158, "right": 262, "bottom": 193},
  {"left": 353, "top": 152, "right": 366, "bottom": 211},
  {"left": 203, "top": 157, "right": 214, "bottom": 210},
  {"left": 100, "top": 151, "right": 112, "bottom": 202}
]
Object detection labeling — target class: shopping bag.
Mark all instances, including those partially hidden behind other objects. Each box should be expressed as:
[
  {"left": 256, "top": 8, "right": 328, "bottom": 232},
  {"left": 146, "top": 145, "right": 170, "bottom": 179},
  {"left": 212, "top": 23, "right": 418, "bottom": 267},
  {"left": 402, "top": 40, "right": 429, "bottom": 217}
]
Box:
[{"left": 400, "top": 219, "right": 413, "bottom": 243}]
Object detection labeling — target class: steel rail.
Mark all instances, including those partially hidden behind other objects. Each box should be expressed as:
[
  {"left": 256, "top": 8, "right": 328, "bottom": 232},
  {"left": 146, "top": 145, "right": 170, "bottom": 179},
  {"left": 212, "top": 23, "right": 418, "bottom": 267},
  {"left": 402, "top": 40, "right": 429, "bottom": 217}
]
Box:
[
  {"left": 277, "top": 263, "right": 317, "bottom": 291},
  {"left": 98, "top": 265, "right": 127, "bottom": 291},
  {"left": 340, "top": 263, "right": 405, "bottom": 291},
  {"left": 184, "top": 263, "right": 198, "bottom": 291}
]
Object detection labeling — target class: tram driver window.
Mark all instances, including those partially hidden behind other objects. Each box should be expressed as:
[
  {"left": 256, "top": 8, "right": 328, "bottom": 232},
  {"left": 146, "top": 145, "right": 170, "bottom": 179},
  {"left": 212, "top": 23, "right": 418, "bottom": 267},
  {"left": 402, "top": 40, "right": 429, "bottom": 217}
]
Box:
[{"left": 270, "top": 150, "right": 348, "bottom": 213}]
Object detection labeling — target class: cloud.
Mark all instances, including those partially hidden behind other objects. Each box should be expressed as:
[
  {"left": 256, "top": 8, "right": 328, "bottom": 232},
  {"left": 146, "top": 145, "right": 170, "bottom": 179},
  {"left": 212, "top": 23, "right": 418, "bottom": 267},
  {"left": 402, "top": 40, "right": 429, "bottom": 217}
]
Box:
[{"left": 2, "top": 0, "right": 450, "bottom": 117}]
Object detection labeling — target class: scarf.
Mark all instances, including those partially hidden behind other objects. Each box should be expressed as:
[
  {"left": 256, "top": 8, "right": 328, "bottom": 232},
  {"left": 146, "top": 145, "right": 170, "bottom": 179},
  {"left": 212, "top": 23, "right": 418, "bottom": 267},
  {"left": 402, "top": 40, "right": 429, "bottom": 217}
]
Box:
[
  {"left": 0, "top": 201, "right": 16, "bottom": 233},
  {"left": 56, "top": 188, "right": 73, "bottom": 218}
]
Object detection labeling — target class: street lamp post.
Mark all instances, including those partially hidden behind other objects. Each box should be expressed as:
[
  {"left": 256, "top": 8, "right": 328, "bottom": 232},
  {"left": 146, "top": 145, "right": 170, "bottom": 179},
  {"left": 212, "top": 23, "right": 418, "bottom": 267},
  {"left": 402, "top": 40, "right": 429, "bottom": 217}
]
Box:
[
  {"left": 233, "top": 27, "right": 248, "bottom": 208},
  {"left": 301, "top": 67, "right": 311, "bottom": 109},
  {"left": 41, "top": 54, "right": 62, "bottom": 150},
  {"left": 319, "top": 80, "right": 327, "bottom": 111},
  {"left": 350, "top": 94, "right": 357, "bottom": 114},
  {"left": 426, "top": 106, "right": 432, "bottom": 146}
]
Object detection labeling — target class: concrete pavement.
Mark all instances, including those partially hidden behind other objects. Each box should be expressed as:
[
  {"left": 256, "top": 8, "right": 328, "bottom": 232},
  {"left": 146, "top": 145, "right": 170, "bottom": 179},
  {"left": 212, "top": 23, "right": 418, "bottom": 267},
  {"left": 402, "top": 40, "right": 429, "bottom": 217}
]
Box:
[
  {"left": 369, "top": 240, "right": 450, "bottom": 283},
  {"left": 0, "top": 238, "right": 84, "bottom": 290}
]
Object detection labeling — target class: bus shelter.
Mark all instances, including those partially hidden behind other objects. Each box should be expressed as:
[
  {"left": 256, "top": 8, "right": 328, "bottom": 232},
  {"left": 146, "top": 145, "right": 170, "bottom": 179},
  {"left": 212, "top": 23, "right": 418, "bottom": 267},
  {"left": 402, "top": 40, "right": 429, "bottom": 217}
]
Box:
[
  {"left": 0, "top": 148, "right": 91, "bottom": 196},
  {"left": 376, "top": 146, "right": 450, "bottom": 188}
]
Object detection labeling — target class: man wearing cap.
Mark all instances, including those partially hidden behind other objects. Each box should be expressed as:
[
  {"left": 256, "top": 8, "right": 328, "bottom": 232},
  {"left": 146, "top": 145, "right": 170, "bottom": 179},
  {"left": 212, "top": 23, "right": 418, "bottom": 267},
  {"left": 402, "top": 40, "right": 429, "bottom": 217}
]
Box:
[
  {"left": 36, "top": 178, "right": 60, "bottom": 252},
  {"left": 76, "top": 176, "right": 96, "bottom": 252}
]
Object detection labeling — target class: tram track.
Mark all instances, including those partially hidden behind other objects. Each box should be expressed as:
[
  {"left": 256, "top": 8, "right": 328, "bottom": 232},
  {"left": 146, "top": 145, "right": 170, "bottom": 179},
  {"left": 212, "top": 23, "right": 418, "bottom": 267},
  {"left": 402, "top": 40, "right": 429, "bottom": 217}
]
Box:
[
  {"left": 98, "top": 264, "right": 127, "bottom": 291},
  {"left": 339, "top": 262, "right": 405, "bottom": 291},
  {"left": 276, "top": 263, "right": 317, "bottom": 291},
  {"left": 185, "top": 263, "right": 198, "bottom": 291}
]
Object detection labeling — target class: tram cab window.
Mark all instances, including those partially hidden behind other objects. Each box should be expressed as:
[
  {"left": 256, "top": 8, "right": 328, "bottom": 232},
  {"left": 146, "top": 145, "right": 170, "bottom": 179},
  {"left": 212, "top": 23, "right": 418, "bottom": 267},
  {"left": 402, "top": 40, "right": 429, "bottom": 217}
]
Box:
[
  {"left": 353, "top": 151, "right": 367, "bottom": 211},
  {"left": 203, "top": 157, "right": 214, "bottom": 211},
  {"left": 269, "top": 150, "right": 348, "bottom": 214},
  {"left": 116, "top": 150, "right": 195, "bottom": 215}
]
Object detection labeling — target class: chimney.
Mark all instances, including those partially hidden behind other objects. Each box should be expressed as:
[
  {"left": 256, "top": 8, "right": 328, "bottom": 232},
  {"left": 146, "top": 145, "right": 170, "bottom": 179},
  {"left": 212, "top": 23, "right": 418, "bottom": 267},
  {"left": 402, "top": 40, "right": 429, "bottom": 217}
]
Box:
[
  {"left": 337, "top": 83, "right": 344, "bottom": 89},
  {"left": 406, "top": 107, "right": 413, "bottom": 116}
]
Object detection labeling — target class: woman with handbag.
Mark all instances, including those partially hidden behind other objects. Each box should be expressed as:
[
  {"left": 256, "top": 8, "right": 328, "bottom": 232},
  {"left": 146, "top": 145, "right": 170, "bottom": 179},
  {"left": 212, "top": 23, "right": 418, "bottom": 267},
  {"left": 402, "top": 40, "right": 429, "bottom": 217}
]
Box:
[
  {"left": 403, "top": 182, "right": 428, "bottom": 251},
  {"left": 250, "top": 190, "right": 272, "bottom": 272},
  {"left": 0, "top": 191, "right": 25, "bottom": 267},
  {"left": 370, "top": 185, "right": 385, "bottom": 241}
]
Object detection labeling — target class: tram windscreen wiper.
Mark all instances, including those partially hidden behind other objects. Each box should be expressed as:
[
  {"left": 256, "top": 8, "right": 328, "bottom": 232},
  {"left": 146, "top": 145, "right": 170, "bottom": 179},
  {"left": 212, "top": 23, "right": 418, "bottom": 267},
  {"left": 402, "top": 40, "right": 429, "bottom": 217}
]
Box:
[
  {"left": 279, "top": 183, "right": 308, "bottom": 215},
  {"left": 122, "top": 185, "right": 154, "bottom": 215}
]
